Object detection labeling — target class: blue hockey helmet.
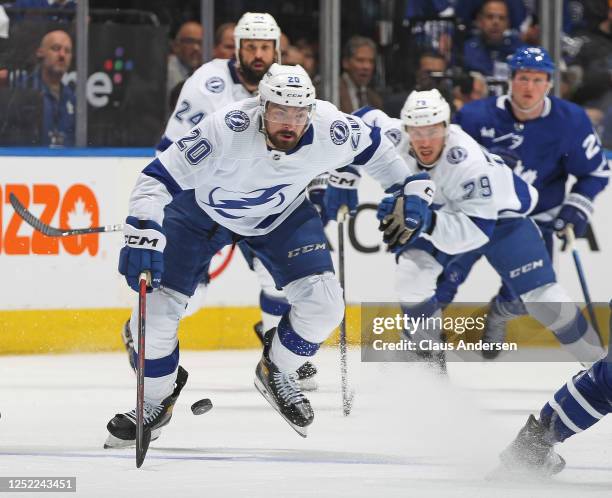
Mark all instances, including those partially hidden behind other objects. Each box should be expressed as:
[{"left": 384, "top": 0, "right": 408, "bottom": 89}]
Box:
[{"left": 508, "top": 46, "right": 555, "bottom": 76}]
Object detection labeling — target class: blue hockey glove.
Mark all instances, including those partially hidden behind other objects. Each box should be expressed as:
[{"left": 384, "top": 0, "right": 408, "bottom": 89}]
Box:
[
  {"left": 307, "top": 173, "right": 329, "bottom": 223},
  {"left": 323, "top": 166, "right": 361, "bottom": 222},
  {"left": 118, "top": 216, "right": 166, "bottom": 292},
  {"left": 553, "top": 193, "right": 593, "bottom": 239},
  {"left": 378, "top": 172, "right": 435, "bottom": 252}
]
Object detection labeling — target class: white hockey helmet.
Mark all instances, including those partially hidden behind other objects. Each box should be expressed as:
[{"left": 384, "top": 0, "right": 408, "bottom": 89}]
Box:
[
  {"left": 259, "top": 63, "right": 315, "bottom": 107},
  {"left": 400, "top": 89, "right": 451, "bottom": 129},
  {"left": 234, "top": 12, "right": 282, "bottom": 64}
]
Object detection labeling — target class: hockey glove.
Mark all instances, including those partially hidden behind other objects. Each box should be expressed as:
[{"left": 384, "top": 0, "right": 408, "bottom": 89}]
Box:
[
  {"left": 307, "top": 173, "right": 329, "bottom": 223},
  {"left": 323, "top": 166, "right": 361, "bottom": 222},
  {"left": 378, "top": 172, "right": 435, "bottom": 252},
  {"left": 488, "top": 146, "right": 522, "bottom": 169},
  {"left": 118, "top": 216, "right": 166, "bottom": 292},
  {"left": 553, "top": 193, "right": 593, "bottom": 240}
]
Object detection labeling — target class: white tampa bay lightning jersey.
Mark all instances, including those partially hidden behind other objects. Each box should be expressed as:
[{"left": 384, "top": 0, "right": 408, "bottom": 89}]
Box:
[
  {"left": 131, "top": 97, "right": 412, "bottom": 236},
  {"left": 157, "top": 58, "right": 253, "bottom": 153},
  {"left": 356, "top": 107, "right": 538, "bottom": 255}
]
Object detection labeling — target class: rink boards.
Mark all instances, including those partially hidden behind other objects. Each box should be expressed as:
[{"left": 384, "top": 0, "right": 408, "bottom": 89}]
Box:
[{"left": 1, "top": 150, "right": 611, "bottom": 354}]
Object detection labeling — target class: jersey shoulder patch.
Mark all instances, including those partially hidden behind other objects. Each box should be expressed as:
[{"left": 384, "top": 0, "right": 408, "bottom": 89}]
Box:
[
  {"left": 224, "top": 109, "right": 250, "bottom": 132},
  {"left": 205, "top": 76, "right": 226, "bottom": 93},
  {"left": 384, "top": 128, "right": 402, "bottom": 147},
  {"left": 330, "top": 119, "right": 350, "bottom": 145},
  {"left": 446, "top": 146, "right": 468, "bottom": 164}
]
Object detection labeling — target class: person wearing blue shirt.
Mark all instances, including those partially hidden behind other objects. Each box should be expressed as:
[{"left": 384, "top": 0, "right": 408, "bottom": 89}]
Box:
[
  {"left": 462, "top": 0, "right": 525, "bottom": 80},
  {"left": 437, "top": 46, "right": 609, "bottom": 354},
  {"left": 28, "top": 29, "right": 75, "bottom": 147}
]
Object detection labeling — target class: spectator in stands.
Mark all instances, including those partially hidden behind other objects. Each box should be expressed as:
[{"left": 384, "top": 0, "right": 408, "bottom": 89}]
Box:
[
  {"left": 568, "top": 2, "right": 612, "bottom": 138},
  {"left": 167, "top": 21, "right": 202, "bottom": 98},
  {"left": 295, "top": 38, "right": 317, "bottom": 79},
  {"left": 212, "top": 22, "right": 235, "bottom": 60},
  {"left": 340, "top": 35, "right": 383, "bottom": 113},
  {"left": 280, "top": 32, "right": 290, "bottom": 61},
  {"left": 463, "top": 0, "right": 525, "bottom": 79},
  {"left": 453, "top": 71, "right": 489, "bottom": 110},
  {"left": 12, "top": 0, "right": 75, "bottom": 22},
  {"left": 12, "top": 29, "right": 75, "bottom": 147},
  {"left": 383, "top": 50, "right": 449, "bottom": 117},
  {"left": 283, "top": 45, "right": 304, "bottom": 66}
]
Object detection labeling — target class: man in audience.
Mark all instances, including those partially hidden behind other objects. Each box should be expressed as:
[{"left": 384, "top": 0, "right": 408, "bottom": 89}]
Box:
[
  {"left": 340, "top": 35, "right": 383, "bottom": 113},
  {"left": 167, "top": 21, "right": 203, "bottom": 98},
  {"left": 463, "top": 0, "right": 525, "bottom": 79},
  {"left": 212, "top": 22, "right": 235, "bottom": 59}
]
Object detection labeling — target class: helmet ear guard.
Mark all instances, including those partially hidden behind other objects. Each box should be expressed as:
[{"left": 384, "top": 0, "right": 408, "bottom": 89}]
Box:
[{"left": 234, "top": 12, "right": 282, "bottom": 65}]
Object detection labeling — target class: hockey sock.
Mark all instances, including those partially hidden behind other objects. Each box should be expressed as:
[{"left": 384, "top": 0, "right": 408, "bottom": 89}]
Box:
[
  {"left": 260, "top": 290, "right": 290, "bottom": 332},
  {"left": 540, "top": 358, "right": 612, "bottom": 443}
]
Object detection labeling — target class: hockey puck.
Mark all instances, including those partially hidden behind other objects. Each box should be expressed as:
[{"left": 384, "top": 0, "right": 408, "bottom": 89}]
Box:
[{"left": 191, "top": 398, "right": 213, "bottom": 415}]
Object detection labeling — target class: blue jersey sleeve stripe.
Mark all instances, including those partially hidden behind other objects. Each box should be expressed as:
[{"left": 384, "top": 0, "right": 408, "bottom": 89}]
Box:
[
  {"left": 155, "top": 135, "right": 173, "bottom": 153},
  {"left": 469, "top": 216, "right": 496, "bottom": 238},
  {"left": 142, "top": 158, "right": 182, "bottom": 197},
  {"left": 352, "top": 106, "right": 375, "bottom": 118},
  {"left": 351, "top": 126, "right": 381, "bottom": 166}
]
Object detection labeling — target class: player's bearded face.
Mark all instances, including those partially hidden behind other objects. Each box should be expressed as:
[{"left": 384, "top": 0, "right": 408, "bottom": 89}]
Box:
[
  {"left": 239, "top": 40, "right": 277, "bottom": 85},
  {"left": 264, "top": 103, "right": 310, "bottom": 151},
  {"left": 407, "top": 123, "right": 446, "bottom": 166},
  {"left": 511, "top": 70, "right": 550, "bottom": 111}
]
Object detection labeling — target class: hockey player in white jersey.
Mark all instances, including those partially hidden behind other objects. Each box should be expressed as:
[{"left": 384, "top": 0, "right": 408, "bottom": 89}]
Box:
[
  {"left": 157, "top": 12, "right": 281, "bottom": 153},
  {"left": 355, "top": 90, "right": 604, "bottom": 370},
  {"left": 105, "top": 64, "right": 432, "bottom": 444},
  {"left": 120, "top": 12, "right": 320, "bottom": 389}
]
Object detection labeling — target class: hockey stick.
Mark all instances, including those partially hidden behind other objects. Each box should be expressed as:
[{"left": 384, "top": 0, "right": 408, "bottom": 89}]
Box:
[
  {"left": 136, "top": 272, "right": 152, "bottom": 468},
  {"left": 9, "top": 192, "right": 123, "bottom": 237},
  {"left": 566, "top": 225, "right": 603, "bottom": 343},
  {"left": 337, "top": 205, "right": 354, "bottom": 416}
]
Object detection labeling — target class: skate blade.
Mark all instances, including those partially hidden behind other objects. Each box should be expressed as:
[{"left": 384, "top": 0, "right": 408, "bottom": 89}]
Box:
[
  {"left": 299, "top": 377, "right": 318, "bottom": 392},
  {"left": 254, "top": 377, "right": 309, "bottom": 438},
  {"left": 103, "top": 428, "right": 161, "bottom": 449},
  {"left": 485, "top": 463, "right": 559, "bottom": 482}
]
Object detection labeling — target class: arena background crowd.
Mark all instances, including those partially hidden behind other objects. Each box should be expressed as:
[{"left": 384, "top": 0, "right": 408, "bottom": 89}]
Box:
[{"left": 0, "top": 0, "right": 610, "bottom": 150}]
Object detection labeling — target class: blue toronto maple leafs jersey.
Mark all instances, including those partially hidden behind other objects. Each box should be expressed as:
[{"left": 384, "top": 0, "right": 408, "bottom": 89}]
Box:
[{"left": 454, "top": 95, "right": 609, "bottom": 219}]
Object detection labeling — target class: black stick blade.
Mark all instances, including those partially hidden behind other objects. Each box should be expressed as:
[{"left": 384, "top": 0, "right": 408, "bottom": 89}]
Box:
[
  {"left": 136, "top": 428, "right": 152, "bottom": 468},
  {"left": 9, "top": 192, "right": 124, "bottom": 237}
]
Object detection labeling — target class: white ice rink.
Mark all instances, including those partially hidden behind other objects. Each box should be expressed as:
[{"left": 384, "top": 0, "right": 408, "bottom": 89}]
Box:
[{"left": 0, "top": 349, "right": 611, "bottom": 498}]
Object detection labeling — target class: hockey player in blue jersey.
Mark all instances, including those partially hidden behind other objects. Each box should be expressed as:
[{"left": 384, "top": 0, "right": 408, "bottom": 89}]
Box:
[
  {"left": 492, "top": 313, "right": 612, "bottom": 477},
  {"left": 104, "top": 64, "right": 432, "bottom": 444},
  {"left": 356, "top": 89, "right": 604, "bottom": 371},
  {"left": 436, "top": 46, "right": 609, "bottom": 356}
]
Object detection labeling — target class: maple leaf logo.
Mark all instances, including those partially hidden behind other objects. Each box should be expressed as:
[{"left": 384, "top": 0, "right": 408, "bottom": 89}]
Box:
[{"left": 66, "top": 198, "right": 92, "bottom": 228}]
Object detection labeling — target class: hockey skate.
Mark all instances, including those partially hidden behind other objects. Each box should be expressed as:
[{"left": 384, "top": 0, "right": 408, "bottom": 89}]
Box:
[
  {"left": 121, "top": 319, "right": 136, "bottom": 372},
  {"left": 254, "top": 329, "right": 314, "bottom": 437},
  {"left": 254, "top": 320, "right": 318, "bottom": 391},
  {"left": 481, "top": 299, "right": 524, "bottom": 359},
  {"left": 488, "top": 414, "right": 566, "bottom": 480},
  {"left": 104, "top": 366, "right": 188, "bottom": 449}
]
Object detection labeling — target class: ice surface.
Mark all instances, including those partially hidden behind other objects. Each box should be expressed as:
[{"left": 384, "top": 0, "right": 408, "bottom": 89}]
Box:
[{"left": 0, "top": 349, "right": 610, "bottom": 498}]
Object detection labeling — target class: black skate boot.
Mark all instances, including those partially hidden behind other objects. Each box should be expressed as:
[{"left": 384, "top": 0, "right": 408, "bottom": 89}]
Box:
[
  {"left": 253, "top": 320, "right": 265, "bottom": 345},
  {"left": 489, "top": 414, "right": 566, "bottom": 479},
  {"left": 481, "top": 299, "right": 524, "bottom": 359},
  {"left": 104, "top": 366, "right": 188, "bottom": 449},
  {"left": 121, "top": 319, "right": 136, "bottom": 372},
  {"left": 296, "top": 361, "right": 318, "bottom": 391},
  {"left": 258, "top": 323, "right": 319, "bottom": 391},
  {"left": 254, "top": 329, "right": 314, "bottom": 437}
]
